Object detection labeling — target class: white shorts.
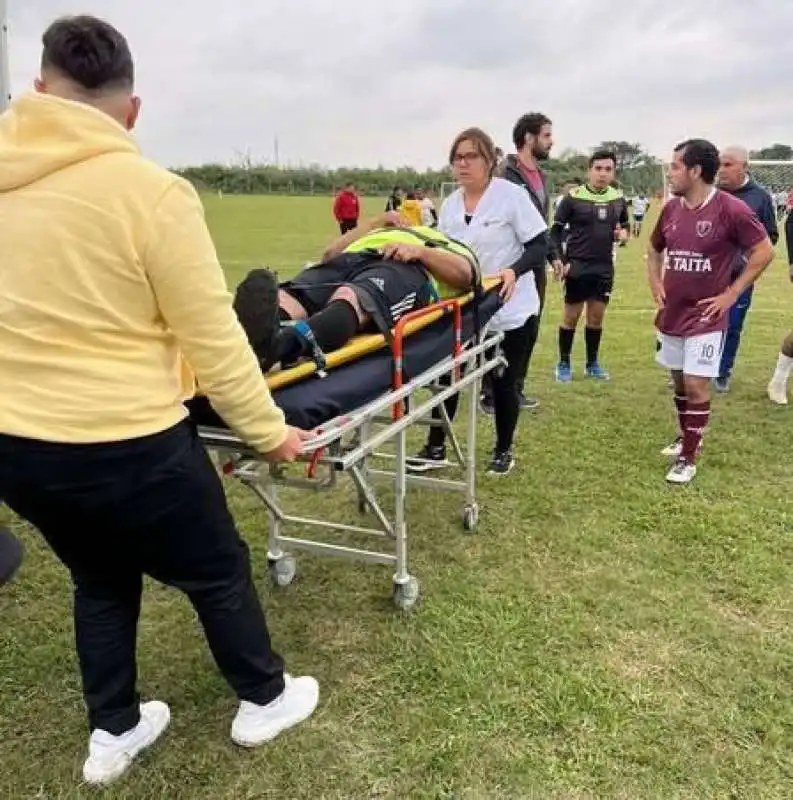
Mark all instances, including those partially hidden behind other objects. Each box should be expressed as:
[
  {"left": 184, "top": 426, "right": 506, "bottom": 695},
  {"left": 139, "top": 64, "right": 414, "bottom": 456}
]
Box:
[{"left": 655, "top": 331, "right": 725, "bottom": 378}]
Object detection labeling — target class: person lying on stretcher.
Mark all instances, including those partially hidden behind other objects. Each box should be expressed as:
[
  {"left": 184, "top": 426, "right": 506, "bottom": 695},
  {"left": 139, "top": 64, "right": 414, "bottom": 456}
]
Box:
[{"left": 233, "top": 212, "right": 482, "bottom": 374}]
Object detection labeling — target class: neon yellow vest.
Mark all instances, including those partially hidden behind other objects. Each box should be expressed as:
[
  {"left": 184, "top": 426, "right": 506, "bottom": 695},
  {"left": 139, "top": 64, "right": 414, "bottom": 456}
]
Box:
[{"left": 343, "top": 226, "right": 479, "bottom": 299}]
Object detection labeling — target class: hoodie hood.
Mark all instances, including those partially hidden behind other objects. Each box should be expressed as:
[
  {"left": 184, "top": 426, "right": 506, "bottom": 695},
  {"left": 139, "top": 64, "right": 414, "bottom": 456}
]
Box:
[{"left": 0, "top": 92, "right": 139, "bottom": 192}]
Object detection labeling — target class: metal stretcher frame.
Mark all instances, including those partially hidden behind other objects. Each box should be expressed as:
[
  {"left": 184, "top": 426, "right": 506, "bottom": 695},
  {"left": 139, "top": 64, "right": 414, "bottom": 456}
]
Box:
[{"left": 197, "top": 297, "right": 506, "bottom": 611}]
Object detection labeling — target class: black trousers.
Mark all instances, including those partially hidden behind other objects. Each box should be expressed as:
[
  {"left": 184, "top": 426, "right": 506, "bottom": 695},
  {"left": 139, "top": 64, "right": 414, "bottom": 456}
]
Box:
[
  {"left": 429, "top": 317, "right": 533, "bottom": 453},
  {"left": 0, "top": 420, "right": 285, "bottom": 735},
  {"left": 339, "top": 219, "right": 358, "bottom": 234}
]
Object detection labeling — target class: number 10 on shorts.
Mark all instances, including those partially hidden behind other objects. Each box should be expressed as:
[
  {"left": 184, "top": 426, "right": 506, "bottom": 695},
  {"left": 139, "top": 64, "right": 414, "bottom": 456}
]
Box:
[{"left": 656, "top": 331, "right": 725, "bottom": 378}]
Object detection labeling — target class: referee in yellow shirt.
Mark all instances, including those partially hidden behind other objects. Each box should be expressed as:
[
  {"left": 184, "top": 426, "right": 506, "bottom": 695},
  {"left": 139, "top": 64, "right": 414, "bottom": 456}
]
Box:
[{"left": 0, "top": 16, "right": 319, "bottom": 786}]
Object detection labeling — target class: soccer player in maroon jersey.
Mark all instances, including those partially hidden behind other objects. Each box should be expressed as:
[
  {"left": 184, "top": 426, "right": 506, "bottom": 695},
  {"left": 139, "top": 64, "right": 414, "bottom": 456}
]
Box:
[{"left": 647, "top": 140, "right": 774, "bottom": 484}]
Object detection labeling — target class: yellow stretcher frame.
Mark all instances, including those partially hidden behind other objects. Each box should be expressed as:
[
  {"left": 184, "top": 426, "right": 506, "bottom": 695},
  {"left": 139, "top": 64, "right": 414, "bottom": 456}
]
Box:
[{"left": 264, "top": 276, "right": 502, "bottom": 391}]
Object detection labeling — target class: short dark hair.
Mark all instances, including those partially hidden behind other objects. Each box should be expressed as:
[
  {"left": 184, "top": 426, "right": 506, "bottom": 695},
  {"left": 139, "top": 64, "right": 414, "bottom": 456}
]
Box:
[
  {"left": 673, "top": 139, "right": 720, "bottom": 184},
  {"left": 589, "top": 149, "right": 617, "bottom": 168},
  {"left": 512, "top": 113, "right": 552, "bottom": 150},
  {"left": 41, "top": 15, "right": 134, "bottom": 92}
]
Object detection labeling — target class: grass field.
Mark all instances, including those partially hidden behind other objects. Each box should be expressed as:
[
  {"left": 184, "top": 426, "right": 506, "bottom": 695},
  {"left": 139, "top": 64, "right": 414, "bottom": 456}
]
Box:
[{"left": 2, "top": 195, "right": 793, "bottom": 799}]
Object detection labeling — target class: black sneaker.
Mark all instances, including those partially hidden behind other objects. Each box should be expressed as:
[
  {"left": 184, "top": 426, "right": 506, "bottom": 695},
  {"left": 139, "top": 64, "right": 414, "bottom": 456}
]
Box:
[
  {"left": 0, "top": 526, "right": 24, "bottom": 588},
  {"left": 518, "top": 393, "right": 540, "bottom": 410},
  {"left": 487, "top": 449, "right": 515, "bottom": 476},
  {"left": 233, "top": 268, "right": 281, "bottom": 372},
  {"left": 479, "top": 393, "right": 495, "bottom": 415},
  {"left": 407, "top": 444, "right": 447, "bottom": 473}
]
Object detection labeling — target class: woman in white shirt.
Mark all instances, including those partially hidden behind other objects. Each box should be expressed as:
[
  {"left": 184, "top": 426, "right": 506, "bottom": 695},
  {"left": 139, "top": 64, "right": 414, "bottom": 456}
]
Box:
[{"left": 411, "top": 128, "right": 549, "bottom": 475}]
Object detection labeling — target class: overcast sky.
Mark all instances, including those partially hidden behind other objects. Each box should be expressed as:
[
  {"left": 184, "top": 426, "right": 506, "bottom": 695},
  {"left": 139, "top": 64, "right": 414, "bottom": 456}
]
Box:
[{"left": 6, "top": 0, "right": 792, "bottom": 170}]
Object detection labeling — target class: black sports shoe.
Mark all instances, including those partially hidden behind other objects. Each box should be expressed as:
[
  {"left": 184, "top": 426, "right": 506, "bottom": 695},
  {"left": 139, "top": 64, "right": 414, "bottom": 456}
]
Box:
[
  {"left": 407, "top": 444, "right": 447, "bottom": 473},
  {"left": 518, "top": 392, "right": 540, "bottom": 410},
  {"left": 487, "top": 449, "right": 515, "bottom": 476},
  {"left": 479, "top": 393, "right": 495, "bottom": 415},
  {"left": 0, "top": 527, "right": 23, "bottom": 588},
  {"left": 233, "top": 268, "right": 282, "bottom": 372}
]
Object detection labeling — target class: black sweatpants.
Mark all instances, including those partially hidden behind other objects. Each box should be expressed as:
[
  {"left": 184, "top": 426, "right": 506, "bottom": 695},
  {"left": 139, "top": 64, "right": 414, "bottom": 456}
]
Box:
[
  {"left": 0, "top": 420, "right": 285, "bottom": 735},
  {"left": 516, "top": 266, "right": 547, "bottom": 389},
  {"left": 429, "top": 317, "right": 534, "bottom": 453}
]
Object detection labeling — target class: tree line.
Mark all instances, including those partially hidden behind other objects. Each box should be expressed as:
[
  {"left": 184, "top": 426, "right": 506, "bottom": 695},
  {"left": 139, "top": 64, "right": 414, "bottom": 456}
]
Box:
[{"left": 173, "top": 142, "right": 792, "bottom": 199}]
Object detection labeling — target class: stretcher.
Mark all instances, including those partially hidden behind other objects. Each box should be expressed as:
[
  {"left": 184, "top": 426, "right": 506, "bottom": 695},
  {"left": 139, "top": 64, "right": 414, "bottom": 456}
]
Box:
[{"left": 190, "top": 279, "right": 506, "bottom": 610}]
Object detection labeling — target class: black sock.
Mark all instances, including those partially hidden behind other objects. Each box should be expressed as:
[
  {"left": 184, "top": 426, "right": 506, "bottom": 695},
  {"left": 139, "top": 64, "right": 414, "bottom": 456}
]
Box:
[
  {"left": 277, "top": 300, "right": 360, "bottom": 364},
  {"left": 585, "top": 326, "right": 602, "bottom": 366},
  {"left": 558, "top": 326, "right": 575, "bottom": 364}
]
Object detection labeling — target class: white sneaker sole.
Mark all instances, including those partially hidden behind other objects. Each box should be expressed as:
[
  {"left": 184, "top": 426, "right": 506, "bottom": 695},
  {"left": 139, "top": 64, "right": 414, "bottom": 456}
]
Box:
[{"left": 666, "top": 467, "right": 697, "bottom": 484}]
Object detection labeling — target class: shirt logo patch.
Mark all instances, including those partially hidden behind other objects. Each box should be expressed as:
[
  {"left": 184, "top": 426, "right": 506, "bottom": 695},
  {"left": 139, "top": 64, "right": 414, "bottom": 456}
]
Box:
[
  {"left": 696, "top": 220, "right": 713, "bottom": 237},
  {"left": 597, "top": 206, "right": 608, "bottom": 220},
  {"left": 369, "top": 277, "right": 385, "bottom": 291}
]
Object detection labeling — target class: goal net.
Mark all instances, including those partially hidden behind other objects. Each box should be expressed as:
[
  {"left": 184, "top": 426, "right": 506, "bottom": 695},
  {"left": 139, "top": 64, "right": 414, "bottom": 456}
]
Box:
[
  {"left": 661, "top": 160, "right": 793, "bottom": 215},
  {"left": 439, "top": 181, "right": 458, "bottom": 204}
]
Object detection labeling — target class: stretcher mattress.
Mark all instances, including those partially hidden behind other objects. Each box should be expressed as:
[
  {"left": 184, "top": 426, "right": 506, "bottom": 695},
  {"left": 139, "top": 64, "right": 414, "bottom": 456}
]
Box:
[{"left": 188, "top": 283, "right": 503, "bottom": 431}]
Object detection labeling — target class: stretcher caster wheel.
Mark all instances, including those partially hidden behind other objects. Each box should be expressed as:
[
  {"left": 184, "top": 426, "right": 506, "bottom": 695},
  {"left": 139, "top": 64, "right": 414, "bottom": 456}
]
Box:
[
  {"left": 392, "top": 576, "right": 420, "bottom": 611},
  {"left": 268, "top": 555, "right": 296, "bottom": 587},
  {"left": 462, "top": 503, "right": 479, "bottom": 532}
]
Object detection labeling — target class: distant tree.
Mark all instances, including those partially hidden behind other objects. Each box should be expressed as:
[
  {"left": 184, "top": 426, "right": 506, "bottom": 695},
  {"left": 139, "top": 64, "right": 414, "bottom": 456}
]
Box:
[
  {"left": 750, "top": 144, "right": 793, "bottom": 161},
  {"left": 592, "top": 141, "right": 648, "bottom": 171}
]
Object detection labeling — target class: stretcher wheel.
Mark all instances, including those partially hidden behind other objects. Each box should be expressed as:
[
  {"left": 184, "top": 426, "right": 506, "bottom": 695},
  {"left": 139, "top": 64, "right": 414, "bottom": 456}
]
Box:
[
  {"left": 268, "top": 555, "right": 297, "bottom": 587},
  {"left": 462, "top": 504, "right": 479, "bottom": 532},
  {"left": 392, "top": 576, "right": 420, "bottom": 611}
]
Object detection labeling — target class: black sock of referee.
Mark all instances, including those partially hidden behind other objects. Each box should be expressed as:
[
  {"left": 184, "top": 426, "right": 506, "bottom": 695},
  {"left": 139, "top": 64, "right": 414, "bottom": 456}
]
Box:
[
  {"left": 277, "top": 300, "right": 360, "bottom": 364},
  {"left": 558, "top": 326, "right": 575, "bottom": 365},
  {"left": 585, "top": 326, "right": 602, "bottom": 367}
]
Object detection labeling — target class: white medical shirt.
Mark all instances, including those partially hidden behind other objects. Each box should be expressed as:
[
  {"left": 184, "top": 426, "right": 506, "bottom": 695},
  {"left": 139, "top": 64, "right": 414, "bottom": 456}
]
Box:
[{"left": 439, "top": 177, "right": 548, "bottom": 331}]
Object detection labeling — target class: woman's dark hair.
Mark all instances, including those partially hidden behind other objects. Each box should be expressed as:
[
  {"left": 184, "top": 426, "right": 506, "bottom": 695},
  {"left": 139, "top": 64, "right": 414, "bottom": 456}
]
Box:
[
  {"left": 512, "top": 112, "right": 552, "bottom": 150},
  {"left": 448, "top": 127, "right": 497, "bottom": 176},
  {"left": 41, "top": 15, "right": 134, "bottom": 92},
  {"left": 589, "top": 149, "right": 617, "bottom": 167},
  {"left": 674, "top": 139, "right": 720, "bottom": 184}
]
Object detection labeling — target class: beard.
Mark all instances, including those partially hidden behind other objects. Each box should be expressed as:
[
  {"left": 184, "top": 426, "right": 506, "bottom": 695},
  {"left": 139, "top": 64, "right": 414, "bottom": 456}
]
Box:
[{"left": 533, "top": 146, "right": 551, "bottom": 161}]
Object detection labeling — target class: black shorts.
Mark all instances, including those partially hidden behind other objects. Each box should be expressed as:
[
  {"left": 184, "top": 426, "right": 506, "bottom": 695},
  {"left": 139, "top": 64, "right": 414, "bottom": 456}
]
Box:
[
  {"left": 281, "top": 252, "right": 434, "bottom": 334},
  {"left": 633, "top": 214, "right": 644, "bottom": 223},
  {"left": 564, "top": 263, "right": 613, "bottom": 305}
]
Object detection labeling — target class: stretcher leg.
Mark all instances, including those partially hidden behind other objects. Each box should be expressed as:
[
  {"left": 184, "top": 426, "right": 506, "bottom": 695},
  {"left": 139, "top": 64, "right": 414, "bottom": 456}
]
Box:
[
  {"left": 261, "top": 478, "right": 296, "bottom": 586},
  {"left": 392, "top": 425, "right": 419, "bottom": 610},
  {"left": 463, "top": 371, "right": 480, "bottom": 532}
]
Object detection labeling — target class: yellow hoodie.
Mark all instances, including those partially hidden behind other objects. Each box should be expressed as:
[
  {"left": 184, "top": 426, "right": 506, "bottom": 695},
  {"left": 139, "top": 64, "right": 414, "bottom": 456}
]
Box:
[{"left": 0, "top": 92, "right": 287, "bottom": 452}]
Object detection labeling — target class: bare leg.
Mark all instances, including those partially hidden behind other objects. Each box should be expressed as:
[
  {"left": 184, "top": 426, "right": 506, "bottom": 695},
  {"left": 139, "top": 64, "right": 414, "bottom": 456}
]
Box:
[{"left": 768, "top": 329, "right": 793, "bottom": 404}]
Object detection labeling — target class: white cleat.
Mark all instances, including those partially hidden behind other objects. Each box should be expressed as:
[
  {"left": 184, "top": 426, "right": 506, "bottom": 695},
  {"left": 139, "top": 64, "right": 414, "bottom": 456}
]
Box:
[
  {"left": 231, "top": 674, "right": 319, "bottom": 748},
  {"left": 82, "top": 701, "right": 170, "bottom": 786},
  {"left": 767, "top": 379, "right": 788, "bottom": 406},
  {"left": 666, "top": 458, "right": 697, "bottom": 485},
  {"left": 661, "top": 437, "right": 682, "bottom": 457}
]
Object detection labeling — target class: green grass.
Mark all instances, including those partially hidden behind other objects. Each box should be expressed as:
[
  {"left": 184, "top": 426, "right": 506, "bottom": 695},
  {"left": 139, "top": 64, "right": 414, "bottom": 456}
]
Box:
[{"left": 3, "top": 194, "right": 793, "bottom": 799}]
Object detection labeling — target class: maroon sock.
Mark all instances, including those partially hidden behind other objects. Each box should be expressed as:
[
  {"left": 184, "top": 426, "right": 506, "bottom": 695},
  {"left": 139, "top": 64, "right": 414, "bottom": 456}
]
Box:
[
  {"left": 682, "top": 401, "right": 710, "bottom": 463},
  {"left": 674, "top": 394, "right": 687, "bottom": 436}
]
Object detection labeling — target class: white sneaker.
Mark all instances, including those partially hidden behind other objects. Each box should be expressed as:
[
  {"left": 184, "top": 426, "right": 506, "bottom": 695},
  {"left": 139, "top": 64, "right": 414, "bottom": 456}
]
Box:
[
  {"left": 768, "top": 378, "right": 788, "bottom": 406},
  {"left": 666, "top": 458, "right": 697, "bottom": 484},
  {"left": 661, "top": 437, "right": 683, "bottom": 457},
  {"left": 82, "top": 701, "right": 170, "bottom": 786},
  {"left": 231, "top": 674, "right": 319, "bottom": 748}
]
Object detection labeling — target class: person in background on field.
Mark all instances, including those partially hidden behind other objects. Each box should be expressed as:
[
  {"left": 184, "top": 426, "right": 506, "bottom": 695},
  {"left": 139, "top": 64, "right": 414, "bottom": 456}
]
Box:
[
  {"left": 410, "top": 127, "right": 548, "bottom": 476},
  {"left": 766, "top": 201, "right": 793, "bottom": 404},
  {"left": 333, "top": 181, "right": 360, "bottom": 234},
  {"left": 0, "top": 15, "right": 319, "bottom": 787},
  {"left": 416, "top": 187, "right": 438, "bottom": 227},
  {"left": 647, "top": 139, "right": 773, "bottom": 484},
  {"left": 493, "top": 111, "right": 561, "bottom": 412},
  {"left": 713, "top": 146, "right": 778, "bottom": 393},
  {"left": 631, "top": 194, "right": 649, "bottom": 237},
  {"left": 385, "top": 185, "right": 403, "bottom": 212},
  {"left": 400, "top": 190, "right": 423, "bottom": 226}
]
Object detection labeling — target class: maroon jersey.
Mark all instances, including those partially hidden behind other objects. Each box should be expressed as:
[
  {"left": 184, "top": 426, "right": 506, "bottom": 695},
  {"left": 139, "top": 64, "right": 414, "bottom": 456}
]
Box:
[{"left": 650, "top": 190, "right": 768, "bottom": 336}]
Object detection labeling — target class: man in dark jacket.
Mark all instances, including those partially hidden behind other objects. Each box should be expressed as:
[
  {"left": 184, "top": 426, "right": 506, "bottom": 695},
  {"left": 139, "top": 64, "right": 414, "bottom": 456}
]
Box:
[
  {"left": 715, "top": 146, "right": 779, "bottom": 391},
  {"left": 491, "top": 111, "right": 561, "bottom": 410}
]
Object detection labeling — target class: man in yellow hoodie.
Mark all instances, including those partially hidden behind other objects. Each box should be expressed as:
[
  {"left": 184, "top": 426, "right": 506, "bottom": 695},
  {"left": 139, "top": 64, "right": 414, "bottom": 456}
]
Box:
[{"left": 0, "top": 15, "right": 319, "bottom": 786}]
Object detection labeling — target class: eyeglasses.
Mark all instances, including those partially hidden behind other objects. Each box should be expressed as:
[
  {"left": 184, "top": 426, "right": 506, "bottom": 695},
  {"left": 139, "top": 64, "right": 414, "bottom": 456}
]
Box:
[{"left": 452, "top": 151, "right": 482, "bottom": 165}]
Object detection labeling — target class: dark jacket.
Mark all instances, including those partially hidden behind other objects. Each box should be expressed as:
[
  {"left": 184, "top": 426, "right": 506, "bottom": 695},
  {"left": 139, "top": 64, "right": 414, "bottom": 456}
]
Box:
[
  {"left": 786, "top": 211, "right": 793, "bottom": 267},
  {"left": 499, "top": 154, "right": 559, "bottom": 263},
  {"left": 729, "top": 178, "right": 778, "bottom": 276}
]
